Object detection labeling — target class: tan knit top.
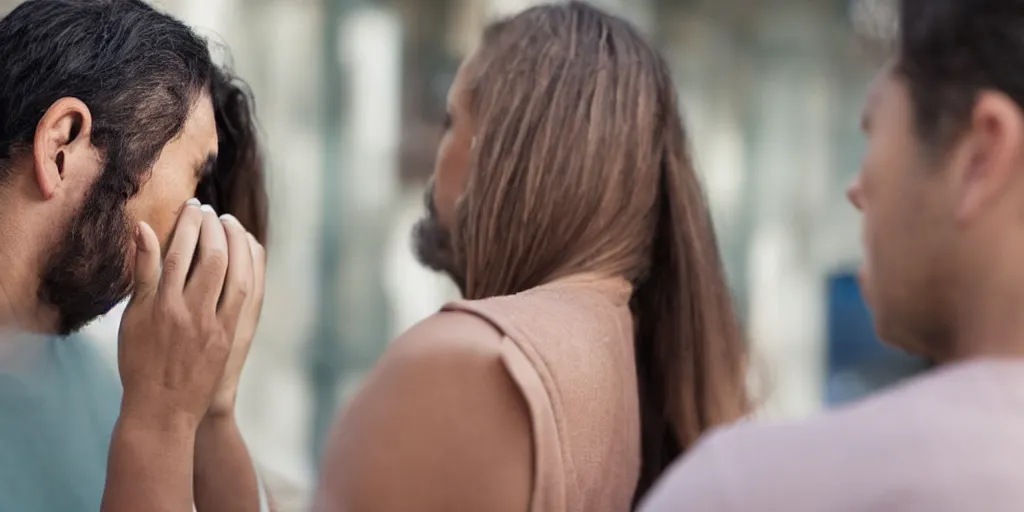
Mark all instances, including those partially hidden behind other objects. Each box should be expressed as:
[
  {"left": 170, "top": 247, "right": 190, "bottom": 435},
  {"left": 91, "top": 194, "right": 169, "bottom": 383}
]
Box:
[{"left": 443, "top": 277, "right": 642, "bottom": 511}]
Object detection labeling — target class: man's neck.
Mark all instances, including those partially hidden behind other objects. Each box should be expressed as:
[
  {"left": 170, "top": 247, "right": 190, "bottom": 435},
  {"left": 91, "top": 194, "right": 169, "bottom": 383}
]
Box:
[
  {"left": 0, "top": 228, "right": 56, "bottom": 335},
  {"left": 0, "top": 277, "right": 20, "bottom": 329},
  {"left": 948, "top": 276, "right": 1024, "bottom": 362},
  {"left": 0, "top": 176, "right": 63, "bottom": 334},
  {"left": 0, "top": 259, "right": 55, "bottom": 335}
]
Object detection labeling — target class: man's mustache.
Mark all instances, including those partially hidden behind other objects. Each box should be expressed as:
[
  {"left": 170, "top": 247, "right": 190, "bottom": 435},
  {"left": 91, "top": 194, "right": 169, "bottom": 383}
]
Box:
[{"left": 423, "top": 179, "right": 438, "bottom": 217}]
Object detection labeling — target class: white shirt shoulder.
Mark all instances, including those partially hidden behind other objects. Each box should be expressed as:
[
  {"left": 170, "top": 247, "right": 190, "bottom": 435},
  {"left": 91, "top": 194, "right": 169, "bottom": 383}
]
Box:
[{"left": 641, "top": 361, "right": 1024, "bottom": 512}]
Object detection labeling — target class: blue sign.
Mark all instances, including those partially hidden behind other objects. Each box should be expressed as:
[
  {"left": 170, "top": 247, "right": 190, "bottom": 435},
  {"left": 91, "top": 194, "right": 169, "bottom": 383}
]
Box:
[{"left": 825, "top": 272, "right": 930, "bottom": 405}]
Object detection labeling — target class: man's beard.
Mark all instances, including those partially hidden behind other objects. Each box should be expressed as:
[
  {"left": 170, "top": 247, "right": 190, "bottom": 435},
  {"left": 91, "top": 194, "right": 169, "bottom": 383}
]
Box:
[
  {"left": 38, "top": 165, "right": 134, "bottom": 335},
  {"left": 411, "top": 182, "right": 466, "bottom": 295}
]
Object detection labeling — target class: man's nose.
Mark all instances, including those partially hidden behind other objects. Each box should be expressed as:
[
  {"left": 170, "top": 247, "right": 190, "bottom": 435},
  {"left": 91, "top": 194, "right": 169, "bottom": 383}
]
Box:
[{"left": 846, "top": 175, "right": 864, "bottom": 211}]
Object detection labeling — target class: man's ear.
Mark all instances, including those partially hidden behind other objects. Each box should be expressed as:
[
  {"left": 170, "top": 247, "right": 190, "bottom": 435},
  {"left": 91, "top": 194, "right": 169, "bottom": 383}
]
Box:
[
  {"left": 952, "top": 90, "right": 1024, "bottom": 224},
  {"left": 32, "top": 98, "right": 94, "bottom": 200}
]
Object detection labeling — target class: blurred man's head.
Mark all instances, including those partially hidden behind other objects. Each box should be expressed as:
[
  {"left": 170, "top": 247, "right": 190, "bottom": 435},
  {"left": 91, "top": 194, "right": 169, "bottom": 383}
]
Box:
[
  {"left": 0, "top": 0, "right": 266, "bottom": 335},
  {"left": 849, "top": 0, "right": 1024, "bottom": 359}
]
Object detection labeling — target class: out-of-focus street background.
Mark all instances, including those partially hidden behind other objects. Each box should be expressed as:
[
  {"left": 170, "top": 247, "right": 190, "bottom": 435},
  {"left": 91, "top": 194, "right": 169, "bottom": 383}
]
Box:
[{"left": 1, "top": 0, "right": 921, "bottom": 509}]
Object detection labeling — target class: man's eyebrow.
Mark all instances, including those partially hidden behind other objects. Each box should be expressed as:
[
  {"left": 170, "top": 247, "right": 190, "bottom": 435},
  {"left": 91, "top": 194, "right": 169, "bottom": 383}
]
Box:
[{"left": 195, "top": 153, "right": 217, "bottom": 180}]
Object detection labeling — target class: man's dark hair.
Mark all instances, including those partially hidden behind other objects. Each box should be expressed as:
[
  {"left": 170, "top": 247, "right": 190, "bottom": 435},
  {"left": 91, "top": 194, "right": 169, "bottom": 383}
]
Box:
[
  {"left": 2, "top": 0, "right": 206, "bottom": 189},
  {"left": 898, "top": 0, "right": 1024, "bottom": 148},
  {"left": 0, "top": 0, "right": 267, "bottom": 333}
]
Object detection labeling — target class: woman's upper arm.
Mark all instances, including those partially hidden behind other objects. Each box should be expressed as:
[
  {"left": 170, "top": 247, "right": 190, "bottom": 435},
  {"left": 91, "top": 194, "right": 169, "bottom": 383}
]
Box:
[{"left": 315, "top": 312, "right": 534, "bottom": 512}]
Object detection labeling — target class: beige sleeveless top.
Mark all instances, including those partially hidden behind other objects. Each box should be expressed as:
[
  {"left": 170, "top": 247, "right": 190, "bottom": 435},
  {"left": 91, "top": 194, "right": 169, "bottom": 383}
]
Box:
[{"left": 443, "top": 277, "right": 641, "bottom": 512}]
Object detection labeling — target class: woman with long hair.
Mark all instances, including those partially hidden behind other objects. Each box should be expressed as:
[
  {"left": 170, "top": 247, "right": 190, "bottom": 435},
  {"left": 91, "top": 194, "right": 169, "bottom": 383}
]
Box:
[{"left": 316, "top": 2, "right": 749, "bottom": 510}]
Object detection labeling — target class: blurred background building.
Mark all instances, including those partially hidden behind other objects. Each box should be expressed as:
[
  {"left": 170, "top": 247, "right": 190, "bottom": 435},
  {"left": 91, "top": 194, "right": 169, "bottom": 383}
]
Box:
[{"left": 0, "top": 0, "right": 924, "bottom": 509}]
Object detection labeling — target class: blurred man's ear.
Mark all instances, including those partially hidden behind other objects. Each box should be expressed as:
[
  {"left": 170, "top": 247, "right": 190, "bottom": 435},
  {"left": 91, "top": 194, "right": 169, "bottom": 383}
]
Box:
[
  {"left": 31, "top": 97, "right": 96, "bottom": 201},
  {"left": 951, "top": 91, "right": 1024, "bottom": 224}
]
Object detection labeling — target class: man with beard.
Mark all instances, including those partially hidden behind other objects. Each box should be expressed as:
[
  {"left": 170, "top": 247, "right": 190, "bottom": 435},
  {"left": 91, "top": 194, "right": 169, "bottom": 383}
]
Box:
[
  {"left": 410, "top": 180, "right": 465, "bottom": 294},
  {"left": 641, "top": 0, "right": 1024, "bottom": 510},
  {"left": 0, "top": 1, "right": 269, "bottom": 511}
]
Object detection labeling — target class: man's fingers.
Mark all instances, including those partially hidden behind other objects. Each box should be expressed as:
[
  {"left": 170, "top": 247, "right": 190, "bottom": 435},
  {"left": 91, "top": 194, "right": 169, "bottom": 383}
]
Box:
[
  {"left": 184, "top": 205, "right": 230, "bottom": 313},
  {"left": 131, "top": 221, "right": 161, "bottom": 302},
  {"left": 249, "top": 233, "right": 266, "bottom": 308},
  {"left": 159, "top": 198, "right": 204, "bottom": 295},
  {"left": 217, "top": 214, "right": 254, "bottom": 332}
]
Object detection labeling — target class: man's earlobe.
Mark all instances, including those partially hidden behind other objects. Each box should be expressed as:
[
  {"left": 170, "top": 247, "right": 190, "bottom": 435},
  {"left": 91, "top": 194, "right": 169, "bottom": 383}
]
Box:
[{"left": 31, "top": 98, "right": 93, "bottom": 200}]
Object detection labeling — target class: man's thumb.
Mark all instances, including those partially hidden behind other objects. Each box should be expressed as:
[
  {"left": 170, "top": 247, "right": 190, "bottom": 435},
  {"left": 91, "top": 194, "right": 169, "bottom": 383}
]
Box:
[{"left": 133, "top": 221, "right": 160, "bottom": 298}]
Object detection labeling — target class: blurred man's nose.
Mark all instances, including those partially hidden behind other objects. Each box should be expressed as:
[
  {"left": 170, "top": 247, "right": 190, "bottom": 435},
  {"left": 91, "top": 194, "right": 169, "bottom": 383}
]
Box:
[{"left": 846, "top": 175, "right": 864, "bottom": 211}]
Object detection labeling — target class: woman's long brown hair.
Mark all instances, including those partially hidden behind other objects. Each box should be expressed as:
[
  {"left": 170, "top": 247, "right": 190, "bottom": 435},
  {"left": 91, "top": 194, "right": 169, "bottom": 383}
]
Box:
[
  {"left": 197, "top": 65, "right": 269, "bottom": 244},
  {"left": 454, "top": 2, "right": 748, "bottom": 505}
]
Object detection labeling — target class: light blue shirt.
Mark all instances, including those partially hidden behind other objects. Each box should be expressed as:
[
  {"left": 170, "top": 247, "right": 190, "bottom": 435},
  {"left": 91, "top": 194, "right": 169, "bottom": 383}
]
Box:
[
  {"left": 0, "top": 331, "right": 120, "bottom": 511},
  {"left": 0, "top": 330, "right": 268, "bottom": 511}
]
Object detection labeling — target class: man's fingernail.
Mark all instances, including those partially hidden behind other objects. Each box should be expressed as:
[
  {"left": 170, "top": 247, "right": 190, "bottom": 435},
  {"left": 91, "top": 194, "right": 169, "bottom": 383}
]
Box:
[
  {"left": 186, "top": 198, "right": 201, "bottom": 207},
  {"left": 220, "top": 213, "right": 238, "bottom": 224},
  {"left": 200, "top": 204, "right": 215, "bottom": 214}
]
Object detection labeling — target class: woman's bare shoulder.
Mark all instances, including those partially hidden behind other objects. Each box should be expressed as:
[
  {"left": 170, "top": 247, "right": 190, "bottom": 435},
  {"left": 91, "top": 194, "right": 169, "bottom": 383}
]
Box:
[
  {"left": 390, "top": 309, "right": 505, "bottom": 355},
  {"left": 354, "top": 310, "right": 513, "bottom": 412},
  {"left": 316, "top": 310, "right": 532, "bottom": 512}
]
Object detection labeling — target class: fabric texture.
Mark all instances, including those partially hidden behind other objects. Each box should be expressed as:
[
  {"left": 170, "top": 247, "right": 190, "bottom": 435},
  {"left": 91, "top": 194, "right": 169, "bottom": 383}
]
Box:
[
  {"left": 0, "top": 329, "right": 270, "bottom": 512},
  {"left": 641, "top": 359, "right": 1024, "bottom": 512},
  {"left": 443, "top": 277, "right": 642, "bottom": 512},
  {"left": 0, "top": 330, "right": 121, "bottom": 511}
]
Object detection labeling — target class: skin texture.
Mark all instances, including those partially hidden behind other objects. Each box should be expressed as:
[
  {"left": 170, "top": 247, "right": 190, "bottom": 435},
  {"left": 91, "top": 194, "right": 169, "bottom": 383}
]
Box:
[
  {"left": 850, "top": 68, "right": 1024, "bottom": 361},
  {"left": 106, "top": 203, "right": 259, "bottom": 512},
  {"left": 128, "top": 99, "right": 221, "bottom": 251},
  {"left": 409, "top": 56, "right": 474, "bottom": 291},
  {"left": 0, "top": 95, "right": 264, "bottom": 512},
  {"left": 430, "top": 57, "right": 475, "bottom": 232},
  {"left": 316, "top": 312, "right": 533, "bottom": 512}
]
